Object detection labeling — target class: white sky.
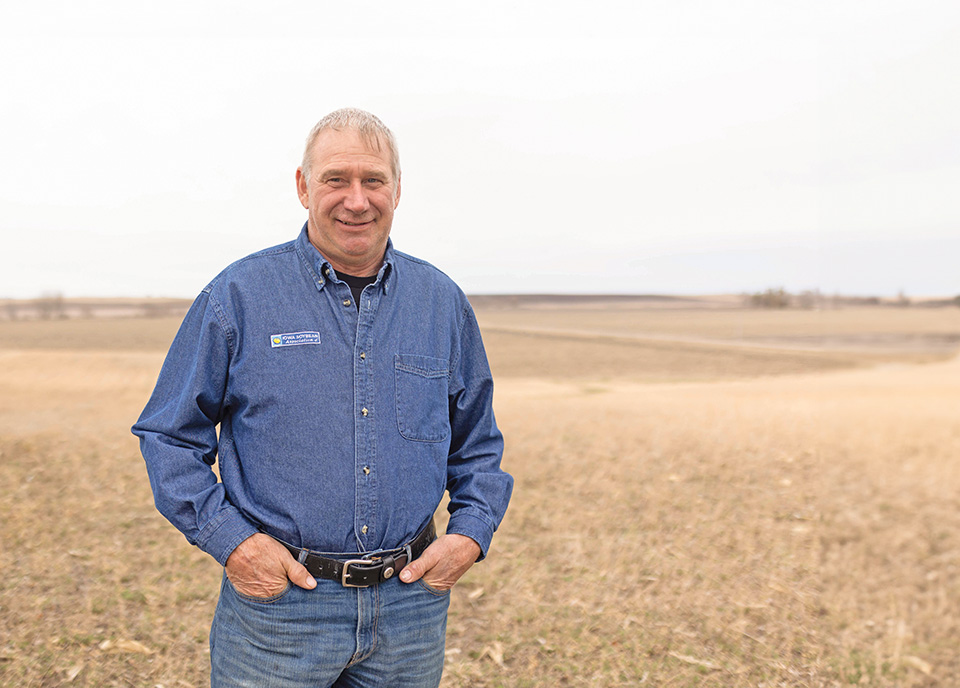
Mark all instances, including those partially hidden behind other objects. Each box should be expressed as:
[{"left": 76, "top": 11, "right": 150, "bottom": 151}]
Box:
[{"left": 1, "top": 1, "right": 958, "bottom": 298}]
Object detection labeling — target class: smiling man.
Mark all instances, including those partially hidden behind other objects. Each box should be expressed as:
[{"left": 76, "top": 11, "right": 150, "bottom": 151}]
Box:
[
  {"left": 133, "top": 108, "right": 513, "bottom": 688},
  {"left": 296, "top": 123, "right": 400, "bottom": 276}
]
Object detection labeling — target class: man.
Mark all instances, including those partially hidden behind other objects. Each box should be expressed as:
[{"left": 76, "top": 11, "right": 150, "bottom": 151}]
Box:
[{"left": 132, "top": 108, "right": 513, "bottom": 687}]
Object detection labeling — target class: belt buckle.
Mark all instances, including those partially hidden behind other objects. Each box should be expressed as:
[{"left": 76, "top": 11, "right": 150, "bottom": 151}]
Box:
[{"left": 341, "top": 559, "right": 379, "bottom": 588}]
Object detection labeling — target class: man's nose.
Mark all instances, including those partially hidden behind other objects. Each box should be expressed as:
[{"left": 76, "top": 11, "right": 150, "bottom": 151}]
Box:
[{"left": 343, "top": 181, "right": 369, "bottom": 212}]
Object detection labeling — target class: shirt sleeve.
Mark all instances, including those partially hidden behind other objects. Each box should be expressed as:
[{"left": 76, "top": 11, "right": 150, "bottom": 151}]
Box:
[
  {"left": 131, "top": 289, "right": 259, "bottom": 565},
  {"left": 444, "top": 303, "right": 514, "bottom": 559}
]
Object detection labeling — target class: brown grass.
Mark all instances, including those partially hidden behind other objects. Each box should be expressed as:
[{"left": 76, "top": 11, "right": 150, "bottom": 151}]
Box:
[{"left": 1, "top": 304, "right": 959, "bottom": 686}]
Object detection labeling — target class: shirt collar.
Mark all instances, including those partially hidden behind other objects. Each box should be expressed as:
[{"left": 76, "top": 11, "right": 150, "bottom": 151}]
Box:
[{"left": 295, "top": 223, "right": 395, "bottom": 293}]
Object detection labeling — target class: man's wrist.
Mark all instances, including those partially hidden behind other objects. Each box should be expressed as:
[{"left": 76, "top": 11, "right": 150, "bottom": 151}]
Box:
[
  {"left": 445, "top": 512, "right": 495, "bottom": 560},
  {"left": 198, "top": 509, "right": 261, "bottom": 566}
]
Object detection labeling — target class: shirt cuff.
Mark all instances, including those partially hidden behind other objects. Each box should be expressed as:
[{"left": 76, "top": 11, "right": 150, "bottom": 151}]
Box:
[
  {"left": 445, "top": 511, "right": 496, "bottom": 561},
  {"left": 195, "top": 506, "right": 261, "bottom": 566}
]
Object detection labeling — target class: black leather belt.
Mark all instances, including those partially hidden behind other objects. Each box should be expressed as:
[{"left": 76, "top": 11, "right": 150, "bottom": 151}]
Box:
[{"left": 278, "top": 520, "right": 437, "bottom": 588}]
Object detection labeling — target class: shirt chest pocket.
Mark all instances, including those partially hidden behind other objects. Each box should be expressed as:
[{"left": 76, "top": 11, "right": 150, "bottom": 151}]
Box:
[{"left": 395, "top": 354, "right": 450, "bottom": 443}]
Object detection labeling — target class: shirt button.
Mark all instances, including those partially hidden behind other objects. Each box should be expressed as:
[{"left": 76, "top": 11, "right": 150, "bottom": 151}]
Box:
[
  {"left": 360, "top": 352, "right": 366, "bottom": 360},
  {"left": 324, "top": 268, "right": 331, "bottom": 276},
  {"left": 361, "top": 525, "right": 368, "bottom": 535},
  {"left": 363, "top": 466, "right": 370, "bottom": 475},
  {"left": 343, "top": 299, "right": 351, "bottom": 307},
  {"left": 361, "top": 407, "right": 369, "bottom": 417}
]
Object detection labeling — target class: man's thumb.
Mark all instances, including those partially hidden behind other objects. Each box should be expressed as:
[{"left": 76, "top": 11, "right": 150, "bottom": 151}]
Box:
[
  {"left": 286, "top": 560, "right": 317, "bottom": 590},
  {"left": 399, "top": 558, "right": 422, "bottom": 583}
]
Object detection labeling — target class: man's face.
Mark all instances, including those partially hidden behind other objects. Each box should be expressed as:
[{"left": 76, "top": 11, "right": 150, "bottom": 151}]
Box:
[{"left": 296, "top": 128, "right": 401, "bottom": 276}]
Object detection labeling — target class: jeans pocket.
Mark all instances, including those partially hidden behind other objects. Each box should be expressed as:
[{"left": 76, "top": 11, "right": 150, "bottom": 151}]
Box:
[
  {"left": 225, "top": 576, "right": 293, "bottom": 604},
  {"left": 415, "top": 578, "right": 452, "bottom": 597},
  {"left": 395, "top": 354, "right": 450, "bottom": 442}
]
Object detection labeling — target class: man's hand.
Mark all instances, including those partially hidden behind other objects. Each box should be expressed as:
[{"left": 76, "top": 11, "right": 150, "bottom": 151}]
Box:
[
  {"left": 224, "top": 533, "right": 316, "bottom": 597},
  {"left": 399, "top": 534, "right": 481, "bottom": 591}
]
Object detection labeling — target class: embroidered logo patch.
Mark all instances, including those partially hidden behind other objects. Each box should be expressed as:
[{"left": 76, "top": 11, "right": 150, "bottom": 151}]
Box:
[{"left": 270, "top": 331, "right": 321, "bottom": 348}]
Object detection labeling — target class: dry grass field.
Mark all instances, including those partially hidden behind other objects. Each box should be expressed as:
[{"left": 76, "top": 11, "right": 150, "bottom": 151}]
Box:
[{"left": 2, "top": 302, "right": 960, "bottom": 687}]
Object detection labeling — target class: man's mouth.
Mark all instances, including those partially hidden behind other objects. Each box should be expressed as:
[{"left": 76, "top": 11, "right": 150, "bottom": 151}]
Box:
[{"left": 338, "top": 219, "right": 371, "bottom": 227}]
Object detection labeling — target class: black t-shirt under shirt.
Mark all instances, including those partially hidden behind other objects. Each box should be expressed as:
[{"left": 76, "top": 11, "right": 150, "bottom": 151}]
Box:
[{"left": 338, "top": 272, "right": 378, "bottom": 311}]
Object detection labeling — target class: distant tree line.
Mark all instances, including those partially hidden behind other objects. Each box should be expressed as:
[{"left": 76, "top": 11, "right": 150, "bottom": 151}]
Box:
[
  {"left": 1, "top": 294, "right": 192, "bottom": 321},
  {"left": 35, "top": 291, "right": 67, "bottom": 319},
  {"left": 747, "top": 288, "right": 960, "bottom": 309},
  {"left": 747, "top": 288, "right": 825, "bottom": 309}
]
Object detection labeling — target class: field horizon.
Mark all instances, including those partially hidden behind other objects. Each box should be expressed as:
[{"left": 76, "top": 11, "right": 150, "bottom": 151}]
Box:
[{"left": 3, "top": 291, "right": 959, "bottom": 322}]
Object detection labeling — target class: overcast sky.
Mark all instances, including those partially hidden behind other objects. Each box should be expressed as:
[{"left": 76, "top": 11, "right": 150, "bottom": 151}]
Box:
[{"left": 1, "top": 1, "right": 957, "bottom": 298}]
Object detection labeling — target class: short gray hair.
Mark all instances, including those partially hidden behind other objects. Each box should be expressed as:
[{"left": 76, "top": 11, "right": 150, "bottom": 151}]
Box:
[{"left": 301, "top": 108, "right": 400, "bottom": 184}]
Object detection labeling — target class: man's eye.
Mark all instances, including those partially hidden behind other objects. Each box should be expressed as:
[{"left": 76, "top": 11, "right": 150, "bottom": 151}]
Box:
[
  {"left": 364, "top": 178, "right": 384, "bottom": 186},
  {"left": 326, "top": 178, "right": 346, "bottom": 186}
]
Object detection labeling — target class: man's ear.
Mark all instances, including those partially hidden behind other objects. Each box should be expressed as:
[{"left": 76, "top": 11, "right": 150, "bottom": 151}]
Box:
[
  {"left": 296, "top": 167, "right": 309, "bottom": 209},
  {"left": 394, "top": 174, "right": 402, "bottom": 209}
]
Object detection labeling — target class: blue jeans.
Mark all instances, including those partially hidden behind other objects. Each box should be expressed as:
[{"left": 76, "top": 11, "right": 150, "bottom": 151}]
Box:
[{"left": 210, "top": 573, "right": 450, "bottom": 687}]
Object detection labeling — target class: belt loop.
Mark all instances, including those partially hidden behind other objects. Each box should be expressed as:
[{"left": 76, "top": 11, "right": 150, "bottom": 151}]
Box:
[{"left": 297, "top": 548, "right": 309, "bottom": 565}]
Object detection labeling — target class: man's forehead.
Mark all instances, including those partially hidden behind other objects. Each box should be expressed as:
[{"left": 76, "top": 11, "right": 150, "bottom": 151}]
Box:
[{"left": 311, "top": 129, "right": 394, "bottom": 173}]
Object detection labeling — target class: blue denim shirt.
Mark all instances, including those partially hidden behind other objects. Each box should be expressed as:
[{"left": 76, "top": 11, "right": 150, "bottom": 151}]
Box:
[{"left": 132, "top": 226, "right": 512, "bottom": 565}]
